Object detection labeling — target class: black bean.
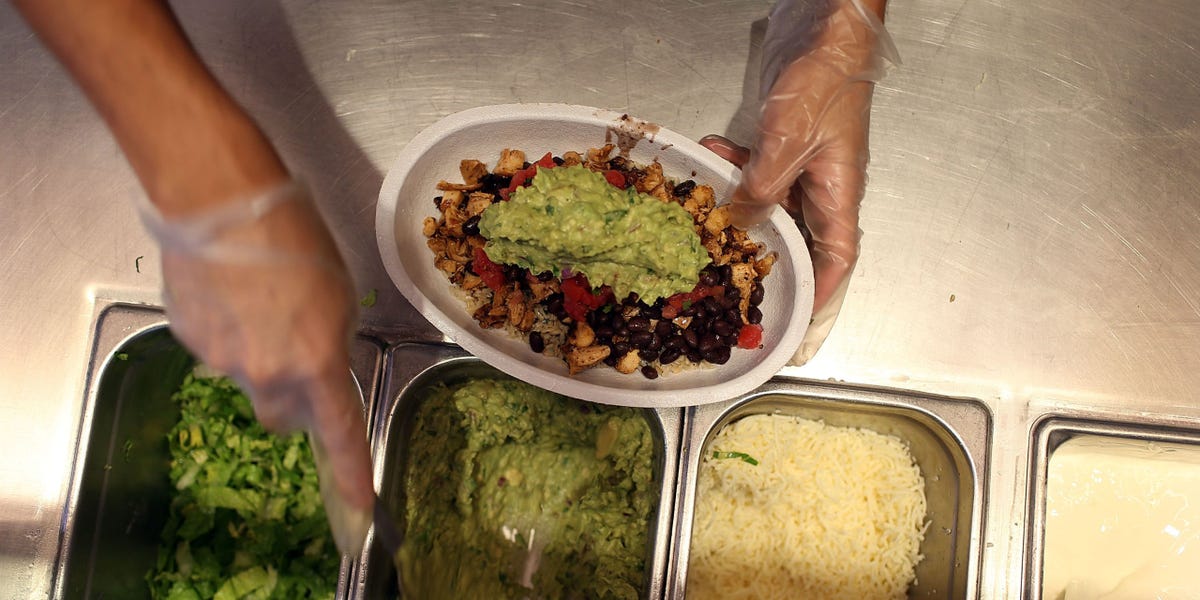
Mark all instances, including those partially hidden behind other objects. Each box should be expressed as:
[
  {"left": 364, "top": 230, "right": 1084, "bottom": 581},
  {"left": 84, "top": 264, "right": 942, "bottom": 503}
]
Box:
[
  {"left": 528, "top": 331, "right": 545, "bottom": 353},
  {"left": 712, "top": 320, "right": 736, "bottom": 337},
  {"left": 640, "top": 348, "right": 660, "bottom": 362},
  {"left": 433, "top": 195, "right": 443, "bottom": 209},
  {"left": 719, "top": 264, "right": 733, "bottom": 285},
  {"left": 630, "top": 331, "right": 653, "bottom": 349},
  {"left": 553, "top": 155, "right": 564, "bottom": 166},
  {"left": 659, "top": 347, "right": 682, "bottom": 364},
  {"left": 684, "top": 329, "right": 700, "bottom": 348},
  {"left": 595, "top": 325, "right": 615, "bottom": 340},
  {"left": 673, "top": 179, "right": 696, "bottom": 197},
  {"left": 681, "top": 304, "right": 696, "bottom": 317},
  {"left": 747, "top": 306, "right": 763, "bottom": 325},
  {"left": 654, "top": 320, "right": 673, "bottom": 338},
  {"left": 480, "top": 173, "right": 511, "bottom": 192},
  {"left": 610, "top": 312, "right": 626, "bottom": 329},
  {"left": 536, "top": 270, "right": 555, "bottom": 282},
  {"left": 627, "top": 316, "right": 651, "bottom": 332},
  {"left": 642, "top": 304, "right": 662, "bottom": 320},
  {"left": 544, "top": 294, "right": 564, "bottom": 314},
  {"left": 702, "top": 296, "right": 721, "bottom": 314},
  {"left": 691, "top": 305, "right": 707, "bottom": 320},
  {"left": 664, "top": 335, "right": 686, "bottom": 351},
  {"left": 719, "top": 294, "right": 737, "bottom": 310},
  {"left": 647, "top": 333, "right": 663, "bottom": 352},
  {"left": 623, "top": 292, "right": 641, "bottom": 306},
  {"left": 603, "top": 354, "right": 618, "bottom": 367},
  {"left": 615, "top": 324, "right": 630, "bottom": 337},
  {"left": 704, "top": 345, "right": 732, "bottom": 364},
  {"left": 686, "top": 349, "right": 704, "bottom": 363},
  {"left": 613, "top": 341, "right": 632, "bottom": 356},
  {"left": 698, "top": 333, "right": 721, "bottom": 354},
  {"left": 749, "top": 284, "right": 765, "bottom": 306},
  {"left": 522, "top": 161, "right": 532, "bottom": 169},
  {"left": 698, "top": 268, "right": 718, "bottom": 287},
  {"left": 641, "top": 365, "right": 659, "bottom": 379},
  {"left": 462, "top": 215, "right": 481, "bottom": 237},
  {"left": 687, "top": 318, "right": 706, "bottom": 335},
  {"left": 725, "top": 308, "right": 742, "bottom": 324}
]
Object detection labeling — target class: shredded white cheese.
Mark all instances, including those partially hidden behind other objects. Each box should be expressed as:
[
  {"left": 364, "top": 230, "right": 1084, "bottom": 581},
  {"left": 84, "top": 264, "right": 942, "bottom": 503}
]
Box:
[{"left": 687, "top": 414, "right": 928, "bottom": 600}]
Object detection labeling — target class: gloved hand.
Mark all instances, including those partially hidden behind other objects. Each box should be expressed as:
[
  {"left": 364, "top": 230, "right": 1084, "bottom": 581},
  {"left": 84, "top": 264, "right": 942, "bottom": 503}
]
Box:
[
  {"left": 701, "top": 0, "right": 899, "bottom": 364},
  {"left": 140, "top": 180, "right": 374, "bottom": 555}
]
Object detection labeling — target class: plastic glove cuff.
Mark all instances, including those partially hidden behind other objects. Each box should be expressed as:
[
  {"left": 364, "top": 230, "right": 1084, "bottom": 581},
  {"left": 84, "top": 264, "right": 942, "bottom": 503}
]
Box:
[{"left": 137, "top": 179, "right": 302, "bottom": 255}]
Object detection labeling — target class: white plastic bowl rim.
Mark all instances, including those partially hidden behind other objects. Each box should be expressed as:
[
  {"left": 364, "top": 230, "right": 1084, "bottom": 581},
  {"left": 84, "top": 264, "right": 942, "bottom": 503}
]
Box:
[{"left": 376, "top": 103, "right": 813, "bottom": 408}]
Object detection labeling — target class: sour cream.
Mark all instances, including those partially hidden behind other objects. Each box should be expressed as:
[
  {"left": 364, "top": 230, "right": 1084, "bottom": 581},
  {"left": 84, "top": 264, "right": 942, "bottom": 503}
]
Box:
[{"left": 1043, "top": 435, "right": 1200, "bottom": 600}]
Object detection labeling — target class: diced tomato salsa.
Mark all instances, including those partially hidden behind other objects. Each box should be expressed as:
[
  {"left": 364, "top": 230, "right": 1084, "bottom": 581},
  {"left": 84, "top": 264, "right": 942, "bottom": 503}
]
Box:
[
  {"left": 561, "top": 273, "right": 614, "bottom": 322},
  {"left": 660, "top": 285, "right": 725, "bottom": 319},
  {"left": 737, "top": 324, "right": 763, "bottom": 349},
  {"left": 472, "top": 247, "right": 507, "bottom": 290}
]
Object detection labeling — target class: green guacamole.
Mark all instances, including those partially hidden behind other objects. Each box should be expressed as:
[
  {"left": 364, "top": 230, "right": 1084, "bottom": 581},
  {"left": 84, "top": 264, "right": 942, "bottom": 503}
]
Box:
[
  {"left": 397, "top": 378, "right": 656, "bottom": 600},
  {"left": 478, "top": 165, "right": 709, "bottom": 303}
]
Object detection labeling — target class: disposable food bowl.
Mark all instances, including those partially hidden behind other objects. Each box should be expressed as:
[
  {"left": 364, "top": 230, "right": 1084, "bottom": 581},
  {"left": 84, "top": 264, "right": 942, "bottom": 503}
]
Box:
[{"left": 375, "top": 103, "right": 814, "bottom": 408}]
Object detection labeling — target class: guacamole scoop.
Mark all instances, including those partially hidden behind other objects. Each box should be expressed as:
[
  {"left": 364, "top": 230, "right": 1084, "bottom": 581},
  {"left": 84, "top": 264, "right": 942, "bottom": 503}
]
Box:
[
  {"left": 397, "top": 378, "right": 656, "bottom": 600},
  {"left": 478, "top": 165, "right": 710, "bottom": 303}
]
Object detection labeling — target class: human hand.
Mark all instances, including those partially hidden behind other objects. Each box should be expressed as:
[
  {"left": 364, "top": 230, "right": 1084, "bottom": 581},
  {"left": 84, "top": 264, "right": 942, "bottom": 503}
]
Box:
[
  {"left": 702, "top": 0, "right": 898, "bottom": 363},
  {"left": 141, "top": 180, "right": 373, "bottom": 554}
]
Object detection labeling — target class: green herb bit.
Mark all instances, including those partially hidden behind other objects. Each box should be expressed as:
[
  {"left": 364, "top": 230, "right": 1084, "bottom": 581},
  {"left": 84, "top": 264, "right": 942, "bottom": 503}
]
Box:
[
  {"left": 712, "top": 450, "right": 759, "bottom": 466},
  {"left": 360, "top": 288, "right": 378, "bottom": 308},
  {"left": 116, "top": 352, "right": 129, "bottom": 361}
]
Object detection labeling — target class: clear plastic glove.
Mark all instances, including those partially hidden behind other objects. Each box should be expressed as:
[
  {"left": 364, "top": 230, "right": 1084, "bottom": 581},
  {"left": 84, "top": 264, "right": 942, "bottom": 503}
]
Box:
[
  {"left": 139, "top": 180, "right": 374, "bottom": 555},
  {"left": 701, "top": 0, "right": 899, "bottom": 364}
]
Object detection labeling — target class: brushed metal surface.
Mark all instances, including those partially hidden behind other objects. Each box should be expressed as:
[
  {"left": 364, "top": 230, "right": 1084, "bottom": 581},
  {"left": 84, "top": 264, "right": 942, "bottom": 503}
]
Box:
[{"left": 2, "top": 0, "right": 1199, "bottom": 597}]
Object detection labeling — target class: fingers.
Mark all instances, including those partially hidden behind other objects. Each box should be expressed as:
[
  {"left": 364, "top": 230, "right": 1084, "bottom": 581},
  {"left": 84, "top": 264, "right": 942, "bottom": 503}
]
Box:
[
  {"left": 699, "top": 135, "right": 750, "bottom": 167},
  {"left": 309, "top": 372, "right": 375, "bottom": 511},
  {"left": 799, "top": 161, "right": 863, "bottom": 312}
]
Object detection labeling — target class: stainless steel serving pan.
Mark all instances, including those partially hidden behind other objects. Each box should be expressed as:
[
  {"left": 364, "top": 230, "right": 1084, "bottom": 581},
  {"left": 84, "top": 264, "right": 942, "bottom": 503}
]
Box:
[
  {"left": 667, "top": 381, "right": 992, "bottom": 599},
  {"left": 348, "top": 343, "right": 683, "bottom": 600},
  {"left": 1023, "top": 418, "right": 1200, "bottom": 599},
  {"left": 52, "top": 305, "right": 384, "bottom": 600}
]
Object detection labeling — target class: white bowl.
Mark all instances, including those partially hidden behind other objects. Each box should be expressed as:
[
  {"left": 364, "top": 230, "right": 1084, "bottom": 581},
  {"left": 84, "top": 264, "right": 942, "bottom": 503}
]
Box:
[{"left": 375, "top": 104, "right": 813, "bottom": 407}]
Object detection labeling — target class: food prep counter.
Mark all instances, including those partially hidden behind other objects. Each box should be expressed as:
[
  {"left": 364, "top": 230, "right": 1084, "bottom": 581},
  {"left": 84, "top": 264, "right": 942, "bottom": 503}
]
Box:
[{"left": 3, "top": 1, "right": 1199, "bottom": 598}]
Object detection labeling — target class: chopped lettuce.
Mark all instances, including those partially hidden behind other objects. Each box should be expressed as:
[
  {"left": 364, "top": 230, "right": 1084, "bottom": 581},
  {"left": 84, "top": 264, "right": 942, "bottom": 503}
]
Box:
[{"left": 147, "top": 373, "right": 339, "bottom": 599}]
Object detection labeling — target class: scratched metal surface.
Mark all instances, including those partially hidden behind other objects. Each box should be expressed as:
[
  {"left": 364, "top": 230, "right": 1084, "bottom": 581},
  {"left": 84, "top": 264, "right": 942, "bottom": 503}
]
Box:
[{"left": 1, "top": 0, "right": 1198, "bottom": 598}]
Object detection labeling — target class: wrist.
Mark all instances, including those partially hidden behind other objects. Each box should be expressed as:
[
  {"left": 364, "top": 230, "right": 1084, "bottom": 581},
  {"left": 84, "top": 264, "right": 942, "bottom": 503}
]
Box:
[{"left": 139, "top": 106, "right": 290, "bottom": 219}]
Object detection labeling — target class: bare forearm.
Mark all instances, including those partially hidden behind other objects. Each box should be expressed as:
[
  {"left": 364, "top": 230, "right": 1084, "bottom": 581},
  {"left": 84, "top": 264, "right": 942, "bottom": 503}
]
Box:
[
  {"left": 862, "top": 0, "right": 887, "bottom": 20},
  {"left": 13, "top": 0, "right": 286, "bottom": 216}
]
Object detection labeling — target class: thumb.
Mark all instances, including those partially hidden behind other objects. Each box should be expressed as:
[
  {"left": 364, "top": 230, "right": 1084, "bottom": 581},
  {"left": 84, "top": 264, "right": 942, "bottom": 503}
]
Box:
[{"left": 699, "top": 134, "right": 750, "bottom": 167}]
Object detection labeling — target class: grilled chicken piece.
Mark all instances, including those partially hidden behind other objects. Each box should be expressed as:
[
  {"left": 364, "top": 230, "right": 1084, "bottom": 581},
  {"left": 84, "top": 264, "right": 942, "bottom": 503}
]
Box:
[
  {"left": 567, "top": 345, "right": 611, "bottom": 375},
  {"left": 494, "top": 148, "right": 526, "bottom": 176}
]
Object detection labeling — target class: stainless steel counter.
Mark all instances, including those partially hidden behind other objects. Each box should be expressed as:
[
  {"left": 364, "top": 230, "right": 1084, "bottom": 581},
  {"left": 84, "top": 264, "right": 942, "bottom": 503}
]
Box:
[{"left": 1, "top": 0, "right": 1197, "bottom": 598}]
